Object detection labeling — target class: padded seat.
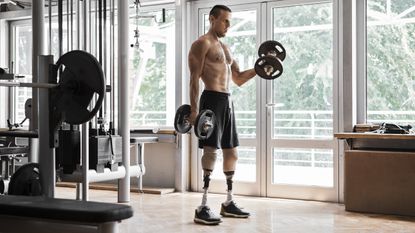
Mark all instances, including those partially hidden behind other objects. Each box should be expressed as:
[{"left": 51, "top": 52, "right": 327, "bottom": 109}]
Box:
[{"left": 0, "top": 195, "right": 133, "bottom": 233}]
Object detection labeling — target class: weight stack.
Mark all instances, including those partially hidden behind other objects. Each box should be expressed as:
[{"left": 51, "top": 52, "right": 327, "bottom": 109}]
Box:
[
  {"left": 89, "top": 135, "right": 122, "bottom": 173},
  {"left": 56, "top": 129, "right": 80, "bottom": 174}
]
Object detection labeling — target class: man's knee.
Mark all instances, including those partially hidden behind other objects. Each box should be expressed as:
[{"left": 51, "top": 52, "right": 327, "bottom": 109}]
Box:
[
  {"left": 201, "top": 146, "right": 218, "bottom": 171},
  {"left": 223, "top": 148, "right": 238, "bottom": 172},
  {"left": 223, "top": 148, "right": 238, "bottom": 162}
]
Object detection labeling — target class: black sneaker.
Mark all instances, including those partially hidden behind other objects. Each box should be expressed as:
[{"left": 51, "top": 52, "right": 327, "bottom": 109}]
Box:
[
  {"left": 194, "top": 206, "right": 222, "bottom": 225},
  {"left": 220, "top": 201, "right": 250, "bottom": 218}
]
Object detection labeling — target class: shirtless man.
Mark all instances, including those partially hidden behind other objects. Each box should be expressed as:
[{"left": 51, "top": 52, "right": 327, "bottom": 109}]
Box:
[{"left": 188, "top": 5, "right": 257, "bottom": 225}]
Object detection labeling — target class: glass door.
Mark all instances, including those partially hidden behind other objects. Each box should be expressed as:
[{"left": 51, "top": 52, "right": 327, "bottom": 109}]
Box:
[
  {"left": 266, "top": 1, "right": 338, "bottom": 201},
  {"left": 193, "top": 0, "right": 338, "bottom": 201},
  {"left": 197, "top": 4, "right": 262, "bottom": 196}
]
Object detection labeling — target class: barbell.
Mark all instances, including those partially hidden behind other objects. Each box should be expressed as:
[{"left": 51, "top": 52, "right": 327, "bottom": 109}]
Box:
[
  {"left": 255, "top": 40, "right": 286, "bottom": 80},
  {"left": 0, "top": 50, "right": 105, "bottom": 125}
]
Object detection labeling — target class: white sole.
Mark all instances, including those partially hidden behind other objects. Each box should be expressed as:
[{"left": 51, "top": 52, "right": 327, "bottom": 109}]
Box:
[
  {"left": 194, "top": 217, "right": 222, "bottom": 225},
  {"left": 220, "top": 211, "right": 250, "bottom": 218}
]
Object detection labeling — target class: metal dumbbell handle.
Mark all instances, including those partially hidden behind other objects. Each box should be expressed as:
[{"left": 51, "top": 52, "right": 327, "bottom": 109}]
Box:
[
  {"left": 0, "top": 81, "right": 59, "bottom": 89},
  {"left": 202, "top": 121, "right": 213, "bottom": 132}
]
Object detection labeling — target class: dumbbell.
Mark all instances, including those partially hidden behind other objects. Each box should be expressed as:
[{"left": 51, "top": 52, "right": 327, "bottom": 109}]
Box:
[
  {"left": 255, "top": 40, "right": 286, "bottom": 80},
  {"left": 174, "top": 104, "right": 216, "bottom": 140}
]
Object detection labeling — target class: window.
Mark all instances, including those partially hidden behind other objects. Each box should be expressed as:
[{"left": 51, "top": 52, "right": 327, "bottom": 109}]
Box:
[
  {"left": 129, "top": 8, "right": 175, "bottom": 128},
  {"left": 366, "top": 0, "right": 415, "bottom": 125},
  {"left": 272, "top": 3, "right": 333, "bottom": 139},
  {"left": 10, "top": 21, "right": 32, "bottom": 128},
  {"left": 271, "top": 2, "right": 334, "bottom": 187}
]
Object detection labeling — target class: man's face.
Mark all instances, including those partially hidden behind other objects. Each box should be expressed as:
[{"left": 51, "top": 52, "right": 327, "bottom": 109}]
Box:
[{"left": 210, "top": 10, "right": 231, "bottom": 38}]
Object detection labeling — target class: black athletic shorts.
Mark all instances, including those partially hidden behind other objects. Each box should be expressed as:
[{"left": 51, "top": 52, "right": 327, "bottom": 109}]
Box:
[{"left": 198, "top": 90, "right": 239, "bottom": 149}]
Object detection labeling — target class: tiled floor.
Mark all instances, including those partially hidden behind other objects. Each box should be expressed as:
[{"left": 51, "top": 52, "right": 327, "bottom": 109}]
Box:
[{"left": 56, "top": 187, "right": 415, "bottom": 233}]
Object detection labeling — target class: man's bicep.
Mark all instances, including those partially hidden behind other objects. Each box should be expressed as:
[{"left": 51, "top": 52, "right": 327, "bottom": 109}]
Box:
[{"left": 231, "top": 59, "right": 241, "bottom": 78}]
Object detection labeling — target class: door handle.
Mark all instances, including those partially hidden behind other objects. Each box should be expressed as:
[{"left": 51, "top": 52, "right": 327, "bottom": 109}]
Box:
[{"left": 266, "top": 103, "right": 284, "bottom": 108}]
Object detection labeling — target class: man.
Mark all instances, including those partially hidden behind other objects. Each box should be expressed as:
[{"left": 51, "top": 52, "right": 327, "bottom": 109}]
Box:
[{"left": 188, "top": 5, "right": 257, "bottom": 225}]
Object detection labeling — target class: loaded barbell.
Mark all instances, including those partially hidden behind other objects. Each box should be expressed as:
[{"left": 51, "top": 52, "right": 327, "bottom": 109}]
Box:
[
  {"left": 255, "top": 40, "right": 286, "bottom": 80},
  {"left": 174, "top": 104, "right": 216, "bottom": 140},
  {"left": 0, "top": 50, "right": 105, "bottom": 125}
]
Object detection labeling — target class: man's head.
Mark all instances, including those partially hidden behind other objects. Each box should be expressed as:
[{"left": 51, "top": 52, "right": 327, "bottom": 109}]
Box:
[{"left": 209, "top": 5, "right": 232, "bottom": 38}]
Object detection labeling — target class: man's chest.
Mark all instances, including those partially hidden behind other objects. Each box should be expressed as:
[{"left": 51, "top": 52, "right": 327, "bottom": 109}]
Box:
[{"left": 206, "top": 44, "right": 232, "bottom": 65}]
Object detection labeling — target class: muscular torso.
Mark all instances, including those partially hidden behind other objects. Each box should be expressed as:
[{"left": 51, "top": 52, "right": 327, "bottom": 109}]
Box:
[{"left": 200, "top": 36, "right": 233, "bottom": 93}]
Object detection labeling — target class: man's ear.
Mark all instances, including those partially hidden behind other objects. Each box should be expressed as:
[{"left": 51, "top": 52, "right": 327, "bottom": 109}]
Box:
[{"left": 209, "top": 15, "right": 215, "bottom": 24}]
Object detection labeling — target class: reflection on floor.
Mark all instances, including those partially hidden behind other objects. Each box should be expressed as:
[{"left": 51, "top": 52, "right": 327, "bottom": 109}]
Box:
[{"left": 55, "top": 187, "right": 415, "bottom": 233}]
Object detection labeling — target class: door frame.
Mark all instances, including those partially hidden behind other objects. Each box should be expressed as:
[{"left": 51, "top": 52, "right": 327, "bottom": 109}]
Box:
[{"left": 189, "top": 0, "right": 341, "bottom": 202}]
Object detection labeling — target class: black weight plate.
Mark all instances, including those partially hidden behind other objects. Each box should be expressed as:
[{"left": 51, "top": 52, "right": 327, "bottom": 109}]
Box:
[
  {"left": 8, "top": 163, "right": 42, "bottom": 196},
  {"left": 55, "top": 50, "right": 105, "bottom": 125},
  {"left": 255, "top": 55, "right": 283, "bottom": 80},
  {"left": 194, "top": 109, "right": 215, "bottom": 140},
  {"left": 258, "top": 40, "right": 286, "bottom": 61},
  {"left": 174, "top": 104, "right": 192, "bottom": 134}
]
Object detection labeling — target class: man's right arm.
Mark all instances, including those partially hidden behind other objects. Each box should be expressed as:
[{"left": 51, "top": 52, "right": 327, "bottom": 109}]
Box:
[{"left": 188, "top": 39, "right": 209, "bottom": 124}]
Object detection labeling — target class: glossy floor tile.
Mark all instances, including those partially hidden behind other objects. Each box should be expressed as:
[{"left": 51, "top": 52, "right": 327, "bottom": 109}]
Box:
[{"left": 56, "top": 187, "right": 415, "bottom": 233}]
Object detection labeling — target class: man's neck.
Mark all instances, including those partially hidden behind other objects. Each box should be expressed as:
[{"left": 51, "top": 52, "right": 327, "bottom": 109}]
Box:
[{"left": 207, "top": 29, "right": 220, "bottom": 41}]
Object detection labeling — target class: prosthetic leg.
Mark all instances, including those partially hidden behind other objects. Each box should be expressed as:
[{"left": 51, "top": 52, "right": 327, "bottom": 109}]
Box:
[
  {"left": 193, "top": 147, "right": 222, "bottom": 225},
  {"left": 220, "top": 148, "right": 250, "bottom": 218}
]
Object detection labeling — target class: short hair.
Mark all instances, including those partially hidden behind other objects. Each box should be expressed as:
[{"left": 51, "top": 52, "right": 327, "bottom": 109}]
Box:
[{"left": 209, "top": 5, "right": 232, "bottom": 18}]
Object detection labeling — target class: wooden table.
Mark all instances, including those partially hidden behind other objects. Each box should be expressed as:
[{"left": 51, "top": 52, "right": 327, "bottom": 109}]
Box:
[{"left": 335, "top": 132, "right": 415, "bottom": 151}]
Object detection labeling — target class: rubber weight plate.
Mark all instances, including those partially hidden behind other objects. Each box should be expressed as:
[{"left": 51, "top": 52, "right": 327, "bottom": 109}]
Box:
[
  {"left": 174, "top": 104, "right": 192, "bottom": 134},
  {"left": 255, "top": 55, "right": 283, "bottom": 80},
  {"left": 54, "top": 50, "right": 105, "bottom": 125},
  {"left": 8, "top": 163, "right": 42, "bottom": 196},
  {"left": 194, "top": 109, "right": 216, "bottom": 140},
  {"left": 258, "top": 40, "right": 286, "bottom": 61}
]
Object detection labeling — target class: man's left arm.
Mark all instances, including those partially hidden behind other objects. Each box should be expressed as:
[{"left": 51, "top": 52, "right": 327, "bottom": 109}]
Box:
[{"left": 231, "top": 60, "right": 257, "bottom": 87}]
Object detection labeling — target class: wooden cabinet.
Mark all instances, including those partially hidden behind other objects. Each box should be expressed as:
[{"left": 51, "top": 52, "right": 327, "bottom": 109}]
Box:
[
  {"left": 336, "top": 133, "right": 415, "bottom": 217},
  {"left": 344, "top": 150, "right": 415, "bottom": 216}
]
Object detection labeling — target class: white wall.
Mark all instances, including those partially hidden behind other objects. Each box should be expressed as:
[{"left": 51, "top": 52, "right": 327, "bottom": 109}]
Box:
[{"left": 141, "top": 143, "right": 177, "bottom": 188}]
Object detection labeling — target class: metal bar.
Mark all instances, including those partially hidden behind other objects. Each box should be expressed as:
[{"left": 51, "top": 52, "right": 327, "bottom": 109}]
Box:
[
  {"left": 60, "top": 165, "right": 142, "bottom": 183},
  {"left": 110, "top": 0, "right": 114, "bottom": 131},
  {"left": 83, "top": 0, "right": 88, "bottom": 51},
  {"left": 95, "top": 0, "right": 98, "bottom": 58},
  {"left": 67, "top": 0, "right": 70, "bottom": 52},
  {"left": 76, "top": 0, "right": 80, "bottom": 50},
  {"left": 70, "top": 0, "right": 73, "bottom": 50},
  {"left": 98, "top": 0, "right": 102, "bottom": 64},
  {"left": 98, "top": 0, "right": 103, "bottom": 119},
  {"left": 58, "top": 0, "right": 63, "bottom": 57},
  {"left": 118, "top": 0, "right": 130, "bottom": 203},
  {"left": 31, "top": 0, "right": 46, "bottom": 164},
  {"left": 0, "top": 82, "right": 58, "bottom": 89},
  {"left": 49, "top": 0, "right": 52, "bottom": 55},
  {"left": 82, "top": 122, "right": 89, "bottom": 200},
  {"left": 89, "top": 0, "right": 92, "bottom": 53},
  {"left": 38, "top": 55, "right": 55, "bottom": 198},
  {"left": 103, "top": 0, "right": 107, "bottom": 125}
]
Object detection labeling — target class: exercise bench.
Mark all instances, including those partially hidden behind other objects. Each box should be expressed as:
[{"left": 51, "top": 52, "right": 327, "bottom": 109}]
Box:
[{"left": 0, "top": 195, "right": 133, "bottom": 233}]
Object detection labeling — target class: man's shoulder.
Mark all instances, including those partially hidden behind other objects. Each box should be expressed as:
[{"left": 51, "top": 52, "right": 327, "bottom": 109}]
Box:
[{"left": 193, "top": 35, "right": 212, "bottom": 47}]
